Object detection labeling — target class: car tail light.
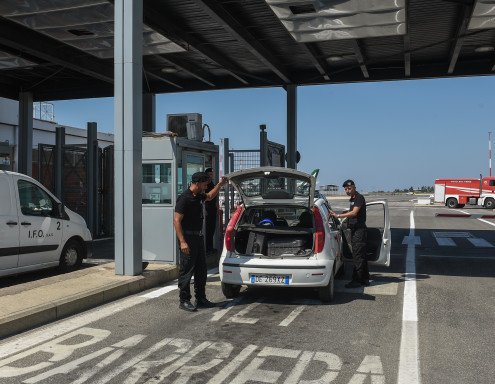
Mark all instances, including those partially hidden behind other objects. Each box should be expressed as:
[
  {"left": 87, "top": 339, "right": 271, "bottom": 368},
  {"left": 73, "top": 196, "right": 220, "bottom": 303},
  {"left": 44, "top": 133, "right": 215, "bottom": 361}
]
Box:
[
  {"left": 312, "top": 207, "right": 325, "bottom": 253},
  {"left": 225, "top": 205, "right": 244, "bottom": 252}
]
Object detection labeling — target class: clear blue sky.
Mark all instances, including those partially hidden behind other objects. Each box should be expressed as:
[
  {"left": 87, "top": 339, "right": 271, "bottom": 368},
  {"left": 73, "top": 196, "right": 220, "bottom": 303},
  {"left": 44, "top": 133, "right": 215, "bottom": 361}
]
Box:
[{"left": 52, "top": 76, "right": 495, "bottom": 192}]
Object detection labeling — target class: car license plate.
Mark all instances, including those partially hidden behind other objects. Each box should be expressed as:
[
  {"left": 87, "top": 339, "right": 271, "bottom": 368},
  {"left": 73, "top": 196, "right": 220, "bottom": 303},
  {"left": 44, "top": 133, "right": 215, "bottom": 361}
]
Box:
[{"left": 250, "top": 274, "right": 290, "bottom": 285}]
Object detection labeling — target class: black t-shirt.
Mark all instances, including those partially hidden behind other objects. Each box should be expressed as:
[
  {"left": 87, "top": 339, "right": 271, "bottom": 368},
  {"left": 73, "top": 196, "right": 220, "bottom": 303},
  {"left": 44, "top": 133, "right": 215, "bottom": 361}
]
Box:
[
  {"left": 204, "top": 181, "right": 217, "bottom": 213},
  {"left": 348, "top": 192, "right": 366, "bottom": 226},
  {"left": 175, "top": 189, "right": 206, "bottom": 231}
]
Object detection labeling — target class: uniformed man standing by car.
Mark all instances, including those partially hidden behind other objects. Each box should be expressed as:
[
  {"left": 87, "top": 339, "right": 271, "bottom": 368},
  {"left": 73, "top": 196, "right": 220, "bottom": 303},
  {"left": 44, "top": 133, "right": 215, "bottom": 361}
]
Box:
[
  {"left": 330, "top": 179, "right": 369, "bottom": 288},
  {"left": 204, "top": 168, "right": 218, "bottom": 254},
  {"left": 173, "top": 172, "right": 228, "bottom": 312}
]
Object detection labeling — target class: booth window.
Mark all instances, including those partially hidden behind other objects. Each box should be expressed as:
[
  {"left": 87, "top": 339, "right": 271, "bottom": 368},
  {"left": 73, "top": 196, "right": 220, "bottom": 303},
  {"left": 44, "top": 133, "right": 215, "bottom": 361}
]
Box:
[{"left": 142, "top": 163, "right": 172, "bottom": 204}]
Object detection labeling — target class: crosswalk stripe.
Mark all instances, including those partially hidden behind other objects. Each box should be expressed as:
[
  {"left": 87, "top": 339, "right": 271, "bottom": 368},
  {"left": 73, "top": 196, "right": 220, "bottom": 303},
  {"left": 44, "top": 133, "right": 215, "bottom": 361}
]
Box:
[
  {"left": 467, "top": 238, "right": 494, "bottom": 248},
  {"left": 435, "top": 238, "right": 456, "bottom": 246}
]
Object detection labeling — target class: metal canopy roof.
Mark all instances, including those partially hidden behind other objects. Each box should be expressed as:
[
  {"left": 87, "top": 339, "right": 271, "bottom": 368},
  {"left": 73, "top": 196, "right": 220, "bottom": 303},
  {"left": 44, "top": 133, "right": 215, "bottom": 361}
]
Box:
[{"left": 0, "top": 0, "right": 494, "bottom": 101}]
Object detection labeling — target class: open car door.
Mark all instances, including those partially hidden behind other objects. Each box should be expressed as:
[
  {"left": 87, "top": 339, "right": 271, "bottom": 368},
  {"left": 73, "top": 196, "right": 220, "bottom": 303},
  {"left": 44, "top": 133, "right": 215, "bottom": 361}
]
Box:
[{"left": 341, "top": 200, "right": 391, "bottom": 267}]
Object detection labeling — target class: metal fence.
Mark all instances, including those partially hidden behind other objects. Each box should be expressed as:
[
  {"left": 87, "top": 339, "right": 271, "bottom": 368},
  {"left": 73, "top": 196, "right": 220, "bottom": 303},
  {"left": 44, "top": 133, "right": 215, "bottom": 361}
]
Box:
[{"left": 229, "top": 149, "right": 260, "bottom": 171}]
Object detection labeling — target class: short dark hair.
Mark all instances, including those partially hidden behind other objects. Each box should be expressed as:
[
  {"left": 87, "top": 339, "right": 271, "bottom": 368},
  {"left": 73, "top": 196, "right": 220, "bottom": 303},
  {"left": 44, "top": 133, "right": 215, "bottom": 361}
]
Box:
[
  {"left": 191, "top": 172, "right": 210, "bottom": 183},
  {"left": 204, "top": 167, "right": 213, "bottom": 173},
  {"left": 342, "top": 179, "right": 355, "bottom": 188}
]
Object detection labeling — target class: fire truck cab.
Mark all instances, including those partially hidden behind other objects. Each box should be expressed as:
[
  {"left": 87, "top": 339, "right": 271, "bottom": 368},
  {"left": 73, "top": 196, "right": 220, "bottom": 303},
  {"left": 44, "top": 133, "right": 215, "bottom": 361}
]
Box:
[{"left": 434, "top": 177, "right": 495, "bottom": 209}]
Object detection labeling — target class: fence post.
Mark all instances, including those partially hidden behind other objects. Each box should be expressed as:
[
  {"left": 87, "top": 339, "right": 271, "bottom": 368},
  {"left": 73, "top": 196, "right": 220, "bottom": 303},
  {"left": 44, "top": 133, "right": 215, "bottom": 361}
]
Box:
[
  {"left": 223, "top": 138, "right": 230, "bottom": 226},
  {"left": 54, "top": 127, "right": 65, "bottom": 202}
]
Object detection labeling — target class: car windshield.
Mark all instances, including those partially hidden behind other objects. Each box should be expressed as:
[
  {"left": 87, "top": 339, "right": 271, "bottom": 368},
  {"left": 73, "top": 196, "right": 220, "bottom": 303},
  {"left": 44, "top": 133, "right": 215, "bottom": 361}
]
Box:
[{"left": 237, "top": 175, "right": 311, "bottom": 199}]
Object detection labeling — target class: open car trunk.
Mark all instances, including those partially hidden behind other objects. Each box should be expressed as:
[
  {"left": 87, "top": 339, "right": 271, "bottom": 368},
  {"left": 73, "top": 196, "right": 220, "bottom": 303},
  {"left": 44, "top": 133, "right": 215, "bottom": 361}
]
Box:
[{"left": 233, "top": 206, "right": 314, "bottom": 258}]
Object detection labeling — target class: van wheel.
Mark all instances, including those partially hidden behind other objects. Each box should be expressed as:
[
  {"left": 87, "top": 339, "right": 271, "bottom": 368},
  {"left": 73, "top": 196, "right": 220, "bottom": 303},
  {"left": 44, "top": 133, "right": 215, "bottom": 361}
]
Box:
[
  {"left": 446, "top": 198, "right": 458, "bottom": 208},
  {"left": 484, "top": 198, "right": 495, "bottom": 210},
  {"left": 222, "top": 282, "right": 241, "bottom": 298},
  {"left": 319, "top": 269, "right": 335, "bottom": 303},
  {"left": 59, "top": 240, "right": 83, "bottom": 272}
]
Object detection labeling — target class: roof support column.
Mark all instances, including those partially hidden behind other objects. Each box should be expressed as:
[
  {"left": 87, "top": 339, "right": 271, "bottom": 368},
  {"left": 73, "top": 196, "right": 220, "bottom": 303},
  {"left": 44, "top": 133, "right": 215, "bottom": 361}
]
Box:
[
  {"left": 142, "top": 93, "right": 156, "bottom": 132},
  {"left": 286, "top": 85, "right": 297, "bottom": 169},
  {"left": 114, "top": 0, "right": 143, "bottom": 276},
  {"left": 17, "top": 91, "right": 33, "bottom": 176}
]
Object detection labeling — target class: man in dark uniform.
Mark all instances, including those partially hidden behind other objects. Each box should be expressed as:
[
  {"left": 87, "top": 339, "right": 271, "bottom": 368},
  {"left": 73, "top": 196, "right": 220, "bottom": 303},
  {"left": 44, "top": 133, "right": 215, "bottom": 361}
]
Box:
[
  {"left": 204, "top": 168, "right": 218, "bottom": 254},
  {"left": 173, "top": 171, "right": 228, "bottom": 312},
  {"left": 330, "top": 179, "right": 369, "bottom": 288}
]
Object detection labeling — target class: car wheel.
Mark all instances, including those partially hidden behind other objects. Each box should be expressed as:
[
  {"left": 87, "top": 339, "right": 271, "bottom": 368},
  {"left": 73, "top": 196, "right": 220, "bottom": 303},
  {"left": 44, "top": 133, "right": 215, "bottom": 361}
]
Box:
[
  {"left": 59, "top": 239, "right": 83, "bottom": 272},
  {"left": 446, "top": 198, "right": 458, "bottom": 208},
  {"left": 484, "top": 198, "right": 495, "bottom": 210},
  {"left": 222, "top": 282, "right": 241, "bottom": 298},
  {"left": 318, "top": 269, "right": 335, "bottom": 303}
]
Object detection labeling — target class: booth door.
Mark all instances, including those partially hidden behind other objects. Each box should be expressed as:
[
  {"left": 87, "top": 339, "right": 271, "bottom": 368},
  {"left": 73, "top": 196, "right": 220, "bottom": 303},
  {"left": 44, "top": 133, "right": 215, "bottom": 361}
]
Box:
[
  {"left": 178, "top": 152, "right": 205, "bottom": 195},
  {"left": 142, "top": 162, "right": 175, "bottom": 263}
]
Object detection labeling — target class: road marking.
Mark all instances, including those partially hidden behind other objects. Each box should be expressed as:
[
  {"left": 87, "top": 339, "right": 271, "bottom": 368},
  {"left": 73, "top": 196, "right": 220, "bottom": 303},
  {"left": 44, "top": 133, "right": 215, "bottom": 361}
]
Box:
[
  {"left": 478, "top": 218, "right": 495, "bottom": 227},
  {"left": 397, "top": 210, "right": 421, "bottom": 384},
  {"left": 227, "top": 301, "right": 263, "bottom": 324},
  {"left": 418, "top": 255, "right": 495, "bottom": 261},
  {"left": 435, "top": 237, "right": 456, "bottom": 246},
  {"left": 432, "top": 231, "right": 471, "bottom": 238},
  {"left": 467, "top": 238, "right": 494, "bottom": 247},
  {"left": 140, "top": 267, "right": 219, "bottom": 298},
  {"left": 402, "top": 236, "right": 421, "bottom": 245},
  {"left": 278, "top": 306, "right": 306, "bottom": 327}
]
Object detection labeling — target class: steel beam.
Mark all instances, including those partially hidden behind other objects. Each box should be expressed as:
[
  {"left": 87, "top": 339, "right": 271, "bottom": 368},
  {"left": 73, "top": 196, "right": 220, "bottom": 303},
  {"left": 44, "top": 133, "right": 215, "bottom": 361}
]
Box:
[
  {"left": 0, "top": 17, "right": 113, "bottom": 83},
  {"left": 223, "top": 138, "right": 230, "bottom": 226},
  {"left": 17, "top": 91, "right": 33, "bottom": 176},
  {"left": 195, "top": 0, "right": 292, "bottom": 83},
  {"left": 114, "top": 0, "right": 143, "bottom": 276},
  {"left": 302, "top": 44, "right": 330, "bottom": 80},
  {"left": 352, "top": 40, "right": 369, "bottom": 79},
  {"left": 448, "top": 4, "right": 475, "bottom": 74},
  {"left": 286, "top": 85, "right": 297, "bottom": 170},
  {"left": 144, "top": 8, "right": 250, "bottom": 85}
]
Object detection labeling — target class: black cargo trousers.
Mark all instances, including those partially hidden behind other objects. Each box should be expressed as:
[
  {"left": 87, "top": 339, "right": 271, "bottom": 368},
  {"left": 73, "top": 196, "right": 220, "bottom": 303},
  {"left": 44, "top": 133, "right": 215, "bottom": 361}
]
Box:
[
  {"left": 205, "top": 208, "right": 217, "bottom": 252},
  {"left": 178, "top": 234, "right": 207, "bottom": 303},
  {"left": 350, "top": 225, "right": 370, "bottom": 283}
]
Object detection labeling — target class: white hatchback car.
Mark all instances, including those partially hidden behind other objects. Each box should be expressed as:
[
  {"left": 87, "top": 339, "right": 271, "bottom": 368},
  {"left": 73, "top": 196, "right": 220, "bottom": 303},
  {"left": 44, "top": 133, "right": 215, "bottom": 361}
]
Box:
[{"left": 219, "top": 167, "right": 391, "bottom": 302}]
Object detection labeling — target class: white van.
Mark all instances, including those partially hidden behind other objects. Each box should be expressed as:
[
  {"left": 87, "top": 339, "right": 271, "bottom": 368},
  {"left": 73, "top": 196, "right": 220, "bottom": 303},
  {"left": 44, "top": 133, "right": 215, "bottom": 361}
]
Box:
[{"left": 0, "top": 171, "right": 92, "bottom": 277}]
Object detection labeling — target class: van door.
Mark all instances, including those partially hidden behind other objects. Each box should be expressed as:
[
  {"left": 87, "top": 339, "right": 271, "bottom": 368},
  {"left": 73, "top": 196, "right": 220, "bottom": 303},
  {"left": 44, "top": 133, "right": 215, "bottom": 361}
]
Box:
[
  {"left": 15, "top": 178, "right": 64, "bottom": 267},
  {"left": 342, "top": 200, "right": 391, "bottom": 266},
  {"left": 0, "top": 173, "right": 19, "bottom": 272}
]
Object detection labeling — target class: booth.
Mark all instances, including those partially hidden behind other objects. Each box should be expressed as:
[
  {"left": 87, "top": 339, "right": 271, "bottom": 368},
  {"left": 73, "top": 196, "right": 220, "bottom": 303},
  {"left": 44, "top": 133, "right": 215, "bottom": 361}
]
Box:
[{"left": 142, "top": 133, "right": 219, "bottom": 264}]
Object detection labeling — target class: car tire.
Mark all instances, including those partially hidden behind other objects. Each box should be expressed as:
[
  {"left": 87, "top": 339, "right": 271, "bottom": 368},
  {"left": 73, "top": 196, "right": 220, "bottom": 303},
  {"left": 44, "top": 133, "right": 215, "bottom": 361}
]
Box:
[
  {"left": 222, "top": 282, "right": 241, "bottom": 298},
  {"left": 318, "top": 269, "right": 335, "bottom": 303},
  {"left": 484, "top": 198, "right": 495, "bottom": 209},
  {"left": 446, "top": 198, "right": 458, "bottom": 208},
  {"left": 59, "top": 239, "right": 83, "bottom": 273}
]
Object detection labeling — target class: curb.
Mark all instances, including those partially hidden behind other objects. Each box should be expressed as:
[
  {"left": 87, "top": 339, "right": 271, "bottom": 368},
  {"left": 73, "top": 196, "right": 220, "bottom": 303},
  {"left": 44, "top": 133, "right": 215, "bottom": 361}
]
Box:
[{"left": 0, "top": 265, "right": 178, "bottom": 339}]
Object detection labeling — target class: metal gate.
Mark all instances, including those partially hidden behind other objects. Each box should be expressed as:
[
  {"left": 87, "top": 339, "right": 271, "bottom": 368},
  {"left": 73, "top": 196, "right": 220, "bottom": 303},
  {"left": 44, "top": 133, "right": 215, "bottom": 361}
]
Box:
[{"left": 37, "top": 143, "right": 114, "bottom": 238}]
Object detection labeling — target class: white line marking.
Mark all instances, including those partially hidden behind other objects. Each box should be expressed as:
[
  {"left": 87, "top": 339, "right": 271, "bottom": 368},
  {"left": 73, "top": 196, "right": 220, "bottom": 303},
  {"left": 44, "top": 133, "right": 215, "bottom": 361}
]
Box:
[
  {"left": 140, "top": 267, "right": 219, "bottom": 298},
  {"left": 0, "top": 267, "right": 219, "bottom": 356},
  {"left": 418, "top": 255, "right": 495, "bottom": 261},
  {"left": 433, "top": 231, "right": 471, "bottom": 238},
  {"left": 478, "top": 218, "right": 495, "bottom": 227},
  {"left": 278, "top": 306, "right": 305, "bottom": 327},
  {"left": 140, "top": 285, "right": 177, "bottom": 299},
  {"left": 435, "top": 238, "right": 456, "bottom": 246},
  {"left": 467, "top": 238, "right": 494, "bottom": 248},
  {"left": 402, "top": 236, "right": 421, "bottom": 245},
  {"left": 397, "top": 210, "right": 421, "bottom": 384}
]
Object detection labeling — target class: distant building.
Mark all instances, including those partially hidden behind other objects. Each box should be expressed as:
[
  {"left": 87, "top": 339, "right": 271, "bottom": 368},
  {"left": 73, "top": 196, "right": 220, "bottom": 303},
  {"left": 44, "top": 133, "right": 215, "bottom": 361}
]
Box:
[{"left": 320, "top": 184, "right": 339, "bottom": 195}]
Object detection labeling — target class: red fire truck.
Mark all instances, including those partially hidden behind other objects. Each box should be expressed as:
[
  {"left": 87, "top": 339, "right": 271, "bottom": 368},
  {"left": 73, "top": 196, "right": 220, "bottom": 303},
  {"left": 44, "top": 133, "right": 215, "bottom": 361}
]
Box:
[{"left": 434, "top": 177, "right": 495, "bottom": 209}]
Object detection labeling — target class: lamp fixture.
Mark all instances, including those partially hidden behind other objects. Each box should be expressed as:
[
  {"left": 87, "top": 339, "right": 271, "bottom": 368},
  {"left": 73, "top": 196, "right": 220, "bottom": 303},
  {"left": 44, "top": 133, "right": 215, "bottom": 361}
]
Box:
[
  {"left": 161, "top": 67, "right": 178, "bottom": 74},
  {"left": 474, "top": 46, "right": 494, "bottom": 53}
]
